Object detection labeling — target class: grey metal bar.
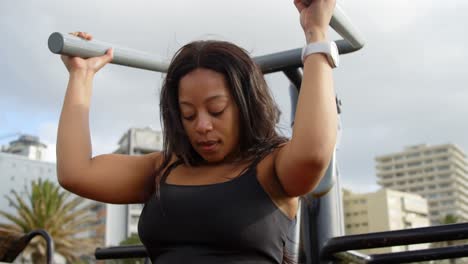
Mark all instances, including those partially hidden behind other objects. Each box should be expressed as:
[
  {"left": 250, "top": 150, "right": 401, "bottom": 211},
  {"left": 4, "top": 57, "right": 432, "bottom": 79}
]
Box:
[
  {"left": 95, "top": 245, "right": 147, "bottom": 259},
  {"left": 48, "top": 32, "right": 169, "bottom": 72},
  {"left": 330, "top": 4, "right": 365, "bottom": 52},
  {"left": 289, "top": 79, "right": 344, "bottom": 264},
  {"left": 322, "top": 222, "right": 468, "bottom": 257},
  {"left": 254, "top": 37, "right": 360, "bottom": 74},
  {"left": 368, "top": 244, "right": 468, "bottom": 264},
  {"left": 334, "top": 250, "right": 371, "bottom": 264},
  {"left": 47, "top": 4, "right": 363, "bottom": 73},
  {"left": 282, "top": 68, "right": 303, "bottom": 90}
]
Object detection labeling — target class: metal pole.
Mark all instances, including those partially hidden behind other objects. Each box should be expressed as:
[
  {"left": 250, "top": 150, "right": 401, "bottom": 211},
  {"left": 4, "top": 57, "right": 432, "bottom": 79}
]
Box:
[
  {"left": 26, "top": 230, "right": 55, "bottom": 264},
  {"left": 47, "top": 4, "right": 363, "bottom": 73},
  {"left": 48, "top": 32, "right": 169, "bottom": 72}
]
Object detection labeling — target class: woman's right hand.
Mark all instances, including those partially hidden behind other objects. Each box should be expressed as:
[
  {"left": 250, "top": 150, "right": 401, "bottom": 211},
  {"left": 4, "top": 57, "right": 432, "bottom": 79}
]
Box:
[{"left": 61, "top": 32, "right": 114, "bottom": 75}]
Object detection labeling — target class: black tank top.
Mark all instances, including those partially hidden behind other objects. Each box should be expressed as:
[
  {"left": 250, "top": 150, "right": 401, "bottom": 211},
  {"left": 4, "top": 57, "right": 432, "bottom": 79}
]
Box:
[{"left": 138, "top": 158, "right": 296, "bottom": 264}]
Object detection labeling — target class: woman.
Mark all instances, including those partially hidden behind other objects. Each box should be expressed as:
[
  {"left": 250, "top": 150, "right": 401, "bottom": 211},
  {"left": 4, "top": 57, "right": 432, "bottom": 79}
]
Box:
[{"left": 56, "top": 0, "right": 337, "bottom": 263}]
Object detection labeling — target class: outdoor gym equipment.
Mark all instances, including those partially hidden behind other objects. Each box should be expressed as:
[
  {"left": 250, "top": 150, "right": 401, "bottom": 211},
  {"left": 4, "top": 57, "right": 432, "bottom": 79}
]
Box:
[
  {"left": 45, "top": 2, "right": 468, "bottom": 264},
  {"left": 0, "top": 228, "right": 54, "bottom": 264}
]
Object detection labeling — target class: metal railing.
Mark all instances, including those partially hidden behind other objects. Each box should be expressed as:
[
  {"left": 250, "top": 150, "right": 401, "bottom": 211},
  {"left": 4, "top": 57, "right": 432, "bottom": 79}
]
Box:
[
  {"left": 94, "top": 223, "right": 468, "bottom": 263},
  {"left": 0, "top": 229, "right": 54, "bottom": 264},
  {"left": 322, "top": 222, "right": 468, "bottom": 263}
]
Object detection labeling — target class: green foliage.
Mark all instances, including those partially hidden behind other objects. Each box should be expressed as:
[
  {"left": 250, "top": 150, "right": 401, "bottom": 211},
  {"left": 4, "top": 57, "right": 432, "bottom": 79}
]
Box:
[
  {"left": 0, "top": 179, "right": 102, "bottom": 263},
  {"left": 441, "top": 214, "right": 459, "bottom": 225},
  {"left": 119, "top": 234, "right": 142, "bottom": 246},
  {"left": 111, "top": 234, "right": 145, "bottom": 264},
  {"left": 104, "top": 234, "right": 145, "bottom": 264}
]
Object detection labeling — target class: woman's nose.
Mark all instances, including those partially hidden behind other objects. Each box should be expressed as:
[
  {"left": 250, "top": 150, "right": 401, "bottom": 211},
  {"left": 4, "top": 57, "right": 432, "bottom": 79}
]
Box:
[{"left": 195, "top": 115, "right": 213, "bottom": 133}]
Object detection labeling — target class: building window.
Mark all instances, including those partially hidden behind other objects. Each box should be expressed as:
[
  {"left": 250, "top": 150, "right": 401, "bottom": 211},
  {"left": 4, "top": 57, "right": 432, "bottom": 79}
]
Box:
[
  {"left": 438, "top": 174, "right": 451, "bottom": 179},
  {"left": 381, "top": 158, "right": 392, "bottom": 163},
  {"left": 441, "top": 200, "right": 454, "bottom": 206},
  {"left": 408, "top": 162, "right": 422, "bottom": 167},
  {"left": 439, "top": 183, "right": 452, "bottom": 188},
  {"left": 130, "top": 215, "right": 139, "bottom": 225},
  {"left": 435, "top": 148, "right": 448, "bottom": 153},
  {"left": 407, "top": 153, "right": 420, "bottom": 158},
  {"left": 437, "top": 165, "right": 450, "bottom": 171}
]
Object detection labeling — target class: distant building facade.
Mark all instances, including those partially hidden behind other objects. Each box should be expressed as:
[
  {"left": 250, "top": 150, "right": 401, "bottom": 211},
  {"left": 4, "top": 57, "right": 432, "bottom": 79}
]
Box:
[
  {"left": 343, "top": 188, "right": 430, "bottom": 254},
  {"left": 105, "top": 127, "right": 163, "bottom": 246},
  {"left": 0, "top": 152, "right": 57, "bottom": 213},
  {"left": 0, "top": 135, "right": 106, "bottom": 261},
  {"left": 376, "top": 144, "right": 468, "bottom": 224},
  {"left": 1, "top": 134, "right": 48, "bottom": 161}
]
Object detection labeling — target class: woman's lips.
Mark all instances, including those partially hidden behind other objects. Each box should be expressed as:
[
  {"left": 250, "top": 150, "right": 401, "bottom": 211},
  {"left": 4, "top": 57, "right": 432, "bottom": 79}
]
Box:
[{"left": 198, "top": 141, "right": 218, "bottom": 152}]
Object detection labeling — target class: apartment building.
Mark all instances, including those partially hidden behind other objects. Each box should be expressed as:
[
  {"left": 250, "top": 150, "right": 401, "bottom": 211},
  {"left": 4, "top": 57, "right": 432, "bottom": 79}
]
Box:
[
  {"left": 343, "top": 188, "right": 430, "bottom": 254},
  {"left": 105, "top": 127, "right": 163, "bottom": 246},
  {"left": 376, "top": 144, "right": 468, "bottom": 224}
]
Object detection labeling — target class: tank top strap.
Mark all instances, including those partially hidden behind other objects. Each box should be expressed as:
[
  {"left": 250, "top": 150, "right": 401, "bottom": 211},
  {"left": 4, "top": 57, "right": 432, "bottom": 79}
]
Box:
[
  {"left": 240, "top": 152, "right": 269, "bottom": 177},
  {"left": 161, "top": 159, "right": 183, "bottom": 184}
]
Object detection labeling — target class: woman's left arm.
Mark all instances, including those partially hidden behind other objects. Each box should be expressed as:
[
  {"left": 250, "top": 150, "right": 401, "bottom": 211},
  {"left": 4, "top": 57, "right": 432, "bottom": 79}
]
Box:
[{"left": 275, "top": 0, "right": 337, "bottom": 197}]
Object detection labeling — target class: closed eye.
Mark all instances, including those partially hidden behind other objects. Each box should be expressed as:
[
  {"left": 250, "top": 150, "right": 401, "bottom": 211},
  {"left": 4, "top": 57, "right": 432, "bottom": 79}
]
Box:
[
  {"left": 211, "top": 110, "right": 224, "bottom": 117},
  {"left": 183, "top": 115, "right": 195, "bottom": 121}
]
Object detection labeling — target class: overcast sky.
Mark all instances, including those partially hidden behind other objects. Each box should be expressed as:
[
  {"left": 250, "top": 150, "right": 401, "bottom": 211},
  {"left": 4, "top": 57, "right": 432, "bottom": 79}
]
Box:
[{"left": 1, "top": 0, "right": 467, "bottom": 194}]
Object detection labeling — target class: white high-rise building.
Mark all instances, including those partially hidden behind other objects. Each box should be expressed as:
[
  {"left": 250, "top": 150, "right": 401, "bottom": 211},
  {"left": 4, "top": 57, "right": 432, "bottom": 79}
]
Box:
[
  {"left": 105, "top": 127, "right": 163, "bottom": 246},
  {"left": 0, "top": 152, "right": 57, "bottom": 213},
  {"left": 376, "top": 144, "right": 468, "bottom": 225},
  {"left": 343, "top": 188, "right": 430, "bottom": 254}
]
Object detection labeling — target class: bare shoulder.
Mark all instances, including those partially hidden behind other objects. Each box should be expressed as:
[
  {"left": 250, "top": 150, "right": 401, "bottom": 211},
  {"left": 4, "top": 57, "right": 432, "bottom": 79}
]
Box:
[
  {"left": 256, "top": 147, "right": 299, "bottom": 220},
  {"left": 59, "top": 151, "right": 164, "bottom": 204},
  {"left": 274, "top": 138, "right": 330, "bottom": 197}
]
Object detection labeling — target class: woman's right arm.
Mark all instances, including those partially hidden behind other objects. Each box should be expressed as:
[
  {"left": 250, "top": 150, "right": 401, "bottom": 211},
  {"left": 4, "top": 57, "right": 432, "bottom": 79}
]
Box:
[{"left": 56, "top": 32, "right": 161, "bottom": 204}]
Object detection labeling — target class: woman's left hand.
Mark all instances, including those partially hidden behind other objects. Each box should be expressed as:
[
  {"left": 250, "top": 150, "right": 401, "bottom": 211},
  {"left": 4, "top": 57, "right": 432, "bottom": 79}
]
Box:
[{"left": 294, "top": 0, "right": 336, "bottom": 43}]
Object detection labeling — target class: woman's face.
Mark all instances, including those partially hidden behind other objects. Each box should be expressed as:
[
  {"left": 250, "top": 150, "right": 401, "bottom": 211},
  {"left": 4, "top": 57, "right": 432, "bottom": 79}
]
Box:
[{"left": 178, "top": 68, "right": 240, "bottom": 163}]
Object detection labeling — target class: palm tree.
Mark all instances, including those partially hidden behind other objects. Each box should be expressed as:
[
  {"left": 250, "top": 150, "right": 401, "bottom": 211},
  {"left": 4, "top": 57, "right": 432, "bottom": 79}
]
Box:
[{"left": 0, "top": 179, "right": 102, "bottom": 263}]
